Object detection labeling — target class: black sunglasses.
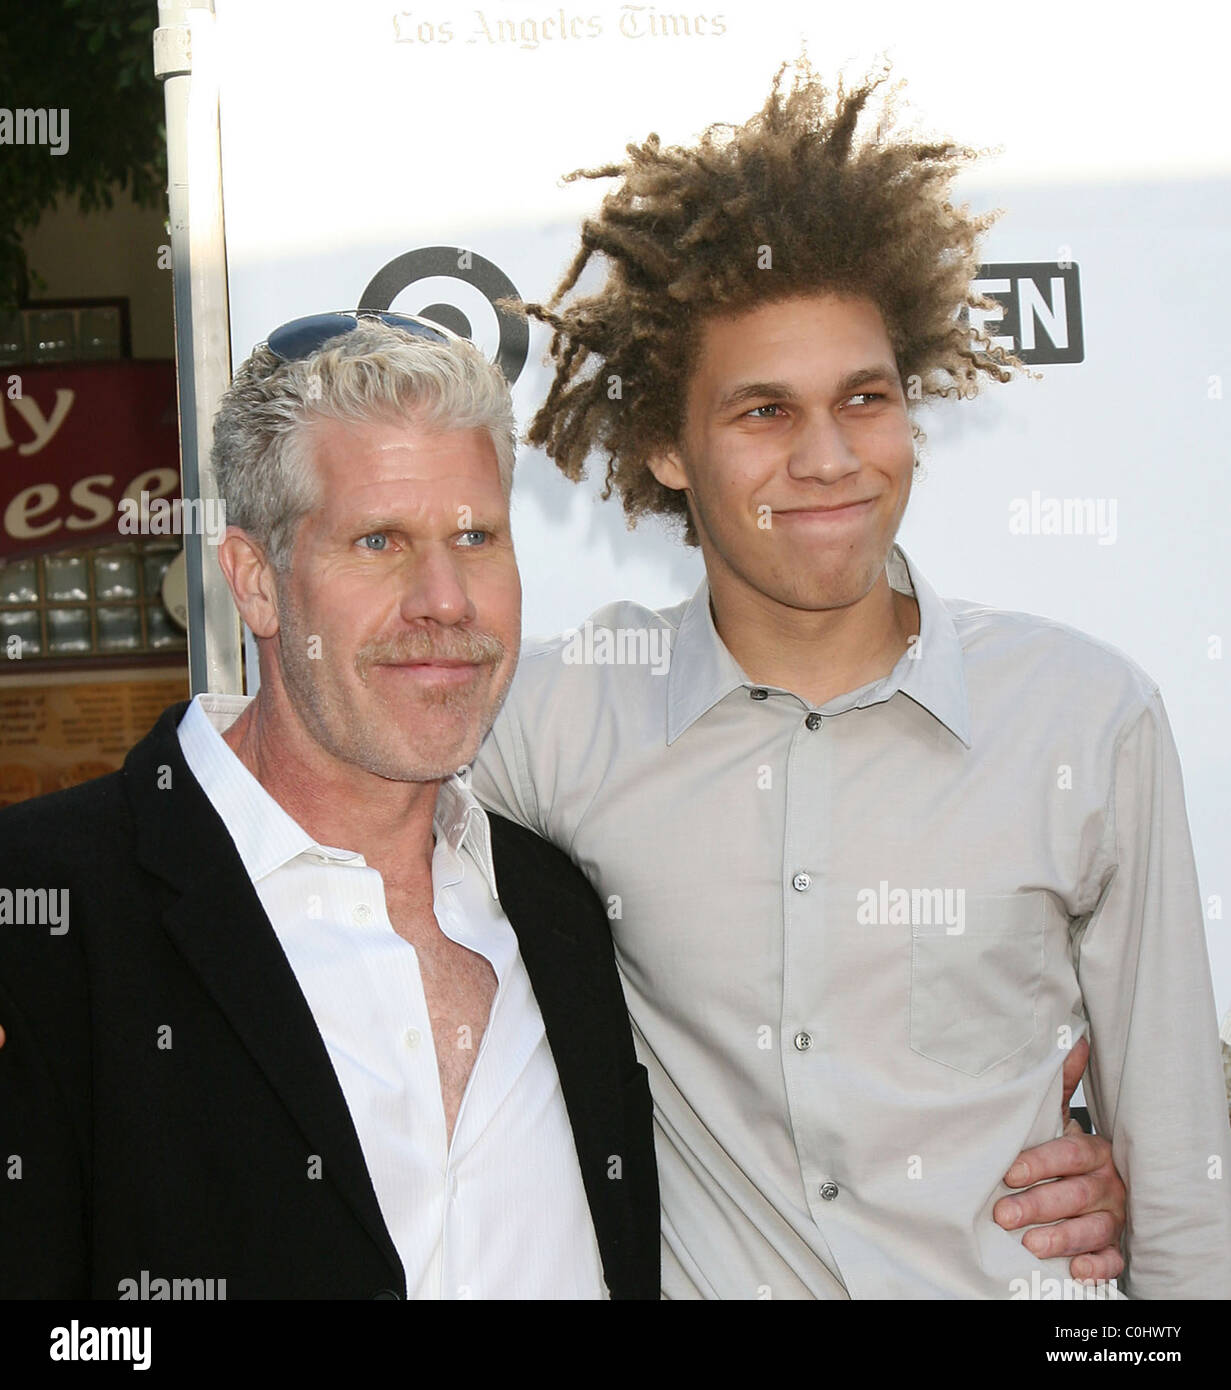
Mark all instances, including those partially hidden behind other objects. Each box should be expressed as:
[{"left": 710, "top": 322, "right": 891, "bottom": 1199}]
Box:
[{"left": 263, "top": 309, "right": 454, "bottom": 363}]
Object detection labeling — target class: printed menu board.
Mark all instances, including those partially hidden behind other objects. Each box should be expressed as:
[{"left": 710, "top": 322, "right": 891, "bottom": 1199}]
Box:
[{"left": 0, "top": 672, "right": 188, "bottom": 806}]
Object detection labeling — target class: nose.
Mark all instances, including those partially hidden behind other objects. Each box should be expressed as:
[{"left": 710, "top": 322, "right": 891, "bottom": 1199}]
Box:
[
  {"left": 396, "top": 543, "right": 475, "bottom": 627},
  {"left": 786, "top": 411, "right": 861, "bottom": 485}
]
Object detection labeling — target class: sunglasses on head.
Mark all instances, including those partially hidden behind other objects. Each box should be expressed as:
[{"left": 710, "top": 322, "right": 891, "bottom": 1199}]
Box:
[{"left": 263, "top": 309, "right": 455, "bottom": 363}]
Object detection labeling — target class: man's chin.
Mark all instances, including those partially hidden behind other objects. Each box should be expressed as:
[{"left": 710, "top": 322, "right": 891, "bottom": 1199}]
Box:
[
  {"left": 354, "top": 736, "right": 479, "bottom": 785},
  {"left": 768, "top": 579, "right": 876, "bottom": 615},
  {"left": 358, "top": 715, "right": 489, "bottom": 785},
  {"left": 769, "top": 553, "right": 888, "bottom": 613},
  {"left": 366, "top": 762, "right": 469, "bottom": 786}
]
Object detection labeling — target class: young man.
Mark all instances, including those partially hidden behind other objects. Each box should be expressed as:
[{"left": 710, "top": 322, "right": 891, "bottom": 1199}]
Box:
[{"left": 472, "top": 64, "right": 1231, "bottom": 1297}]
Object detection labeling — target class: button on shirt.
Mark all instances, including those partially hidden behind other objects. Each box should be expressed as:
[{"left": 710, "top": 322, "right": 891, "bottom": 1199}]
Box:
[
  {"left": 178, "top": 695, "right": 605, "bottom": 1300},
  {"left": 472, "top": 546, "right": 1231, "bottom": 1299}
]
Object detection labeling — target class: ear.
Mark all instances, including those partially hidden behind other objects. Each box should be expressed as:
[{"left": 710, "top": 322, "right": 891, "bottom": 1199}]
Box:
[
  {"left": 647, "top": 446, "right": 690, "bottom": 494},
  {"left": 216, "top": 527, "right": 281, "bottom": 639}
]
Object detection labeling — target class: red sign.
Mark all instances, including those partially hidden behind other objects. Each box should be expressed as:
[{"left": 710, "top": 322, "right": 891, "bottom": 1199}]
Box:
[{"left": 0, "top": 361, "right": 182, "bottom": 560}]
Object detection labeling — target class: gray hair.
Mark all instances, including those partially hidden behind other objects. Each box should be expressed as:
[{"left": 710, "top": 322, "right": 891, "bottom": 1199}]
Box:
[{"left": 210, "top": 321, "right": 516, "bottom": 570}]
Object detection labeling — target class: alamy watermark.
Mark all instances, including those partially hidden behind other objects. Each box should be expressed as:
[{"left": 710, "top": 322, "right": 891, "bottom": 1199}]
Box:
[
  {"left": 49, "top": 1321, "right": 150, "bottom": 1371},
  {"left": 1009, "top": 491, "right": 1117, "bottom": 545},
  {"left": 117, "top": 492, "right": 226, "bottom": 545},
  {"left": 0, "top": 887, "right": 68, "bottom": 934},
  {"left": 1010, "top": 1270, "right": 1120, "bottom": 1300},
  {"left": 118, "top": 1270, "right": 226, "bottom": 1301},
  {"left": 856, "top": 880, "right": 965, "bottom": 934},
  {"left": 560, "top": 620, "right": 672, "bottom": 677},
  {"left": 0, "top": 107, "right": 69, "bottom": 157}
]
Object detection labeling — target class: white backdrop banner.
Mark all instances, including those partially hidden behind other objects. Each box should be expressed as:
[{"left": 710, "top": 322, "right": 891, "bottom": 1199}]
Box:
[{"left": 212, "top": 0, "right": 1230, "bottom": 1014}]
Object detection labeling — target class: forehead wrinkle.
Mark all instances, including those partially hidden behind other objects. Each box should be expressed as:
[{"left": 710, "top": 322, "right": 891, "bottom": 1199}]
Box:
[{"left": 327, "top": 456, "right": 506, "bottom": 509}]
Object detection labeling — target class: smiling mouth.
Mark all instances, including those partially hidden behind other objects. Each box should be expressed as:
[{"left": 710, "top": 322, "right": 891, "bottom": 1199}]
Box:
[
  {"left": 774, "top": 499, "right": 877, "bottom": 519},
  {"left": 355, "top": 629, "right": 506, "bottom": 685},
  {"left": 375, "top": 659, "right": 483, "bottom": 683}
]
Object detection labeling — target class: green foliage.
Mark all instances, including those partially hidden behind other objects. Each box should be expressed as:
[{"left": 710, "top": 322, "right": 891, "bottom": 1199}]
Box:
[{"left": 0, "top": 0, "right": 167, "bottom": 309}]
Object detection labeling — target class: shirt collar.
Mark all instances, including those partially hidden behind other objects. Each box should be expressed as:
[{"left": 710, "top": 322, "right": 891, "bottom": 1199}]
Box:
[
  {"left": 436, "top": 772, "right": 499, "bottom": 898},
  {"left": 666, "top": 584, "right": 757, "bottom": 745},
  {"left": 665, "top": 544, "right": 971, "bottom": 748},
  {"left": 177, "top": 693, "right": 500, "bottom": 896},
  {"left": 886, "top": 548, "right": 972, "bottom": 748}
]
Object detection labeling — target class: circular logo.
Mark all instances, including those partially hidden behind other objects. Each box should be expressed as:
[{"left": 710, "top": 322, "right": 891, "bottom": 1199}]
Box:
[{"left": 360, "top": 247, "right": 529, "bottom": 385}]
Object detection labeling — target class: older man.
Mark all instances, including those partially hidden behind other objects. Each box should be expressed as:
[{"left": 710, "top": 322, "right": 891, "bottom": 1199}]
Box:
[{"left": 0, "top": 313, "right": 658, "bottom": 1300}]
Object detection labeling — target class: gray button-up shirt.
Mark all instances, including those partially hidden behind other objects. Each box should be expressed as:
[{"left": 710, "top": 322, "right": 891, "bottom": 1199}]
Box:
[{"left": 472, "top": 547, "right": 1231, "bottom": 1298}]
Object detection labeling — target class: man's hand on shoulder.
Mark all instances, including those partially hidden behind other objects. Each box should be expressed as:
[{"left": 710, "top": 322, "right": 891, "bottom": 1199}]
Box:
[{"left": 993, "top": 1036, "right": 1126, "bottom": 1282}]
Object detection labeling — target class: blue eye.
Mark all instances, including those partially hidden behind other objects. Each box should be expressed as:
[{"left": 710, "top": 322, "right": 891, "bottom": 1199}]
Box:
[
  {"left": 458, "top": 530, "right": 488, "bottom": 547},
  {"left": 360, "top": 533, "right": 388, "bottom": 551}
]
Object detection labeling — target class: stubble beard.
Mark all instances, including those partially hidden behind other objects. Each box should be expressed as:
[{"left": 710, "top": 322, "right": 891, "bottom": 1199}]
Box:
[{"left": 274, "top": 582, "right": 512, "bottom": 783}]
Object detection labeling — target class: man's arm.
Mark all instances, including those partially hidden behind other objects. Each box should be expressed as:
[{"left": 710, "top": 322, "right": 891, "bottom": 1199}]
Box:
[
  {"left": 472, "top": 682, "right": 545, "bottom": 836},
  {"left": 1061, "top": 691, "right": 1231, "bottom": 1297},
  {"left": 994, "top": 1036, "right": 1127, "bottom": 1282}
]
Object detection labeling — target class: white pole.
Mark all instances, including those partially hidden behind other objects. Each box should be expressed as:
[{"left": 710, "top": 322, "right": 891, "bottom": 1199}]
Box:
[{"left": 153, "top": 0, "right": 242, "bottom": 695}]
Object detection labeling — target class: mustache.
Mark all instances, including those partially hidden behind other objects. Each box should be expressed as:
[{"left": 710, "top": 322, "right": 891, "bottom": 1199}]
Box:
[{"left": 354, "top": 628, "right": 507, "bottom": 683}]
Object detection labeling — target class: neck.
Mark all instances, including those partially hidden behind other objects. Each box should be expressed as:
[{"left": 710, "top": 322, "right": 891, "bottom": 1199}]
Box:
[
  {"left": 705, "top": 563, "right": 919, "bottom": 708},
  {"left": 221, "top": 682, "right": 438, "bottom": 882}
]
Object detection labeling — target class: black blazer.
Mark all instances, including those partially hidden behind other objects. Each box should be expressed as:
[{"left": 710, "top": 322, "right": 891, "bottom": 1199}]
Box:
[{"left": 0, "top": 702, "right": 659, "bottom": 1299}]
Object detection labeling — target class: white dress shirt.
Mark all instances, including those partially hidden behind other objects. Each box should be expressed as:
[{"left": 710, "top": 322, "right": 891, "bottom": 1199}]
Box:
[
  {"left": 178, "top": 694, "right": 605, "bottom": 1299},
  {"left": 473, "top": 546, "right": 1231, "bottom": 1299}
]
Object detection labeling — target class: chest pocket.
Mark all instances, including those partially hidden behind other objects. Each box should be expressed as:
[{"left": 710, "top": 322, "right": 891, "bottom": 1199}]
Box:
[{"left": 909, "top": 892, "right": 1047, "bottom": 1076}]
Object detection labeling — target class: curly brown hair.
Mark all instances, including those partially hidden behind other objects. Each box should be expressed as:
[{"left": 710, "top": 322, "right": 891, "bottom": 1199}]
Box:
[{"left": 519, "top": 59, "right": 1024, "bottom": 544}]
